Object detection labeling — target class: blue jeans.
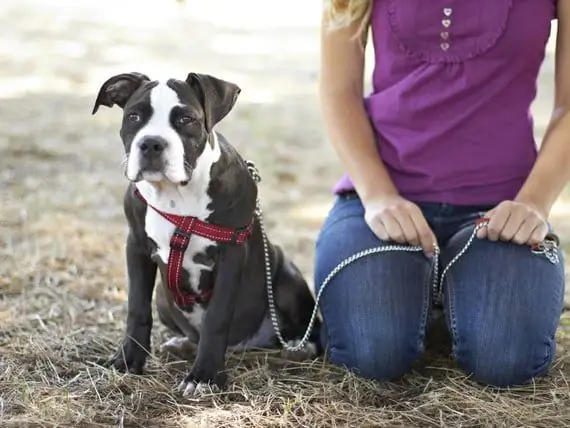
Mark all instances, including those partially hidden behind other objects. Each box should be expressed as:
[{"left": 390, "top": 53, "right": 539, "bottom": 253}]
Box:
[{"left": 314, "top": 192, "right": 566, "bottom": 387}]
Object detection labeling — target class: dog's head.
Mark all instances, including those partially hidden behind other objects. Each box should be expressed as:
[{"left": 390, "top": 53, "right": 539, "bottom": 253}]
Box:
[{"left": 92, "top": 72, "right": 241, "bottom": 185}]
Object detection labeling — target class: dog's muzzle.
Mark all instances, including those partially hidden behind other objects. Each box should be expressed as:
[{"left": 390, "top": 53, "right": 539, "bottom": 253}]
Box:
[
  {"left": 127, "top": 134, "right": 189, "bottom": 185},
  {"left": 137, "top": 136, "right": 168, "bottom": 173}
]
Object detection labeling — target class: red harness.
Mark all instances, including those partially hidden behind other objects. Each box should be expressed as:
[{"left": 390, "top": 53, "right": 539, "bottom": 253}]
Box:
[{"left": 134, "top": 189, "right": 252, "bottom": 307}]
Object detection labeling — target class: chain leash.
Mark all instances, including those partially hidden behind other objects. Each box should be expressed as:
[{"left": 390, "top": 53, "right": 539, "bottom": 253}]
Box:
[{"left": 244, "top": 160, "right": 560, "bottom": 353}]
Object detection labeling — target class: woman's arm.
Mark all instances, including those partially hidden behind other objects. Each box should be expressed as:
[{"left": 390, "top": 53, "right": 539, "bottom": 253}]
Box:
[
  {"left": 515, "top": 2, "right": 570, "bottom": 213},
  {"left": 319, "top": 3, "right": 436, "bottom": 253},
  {"left": 478, "top": 3, "right": 570, "bottom": 244},
  {"left": 319, "top": 8, "right": 397, "bottom": 203}
]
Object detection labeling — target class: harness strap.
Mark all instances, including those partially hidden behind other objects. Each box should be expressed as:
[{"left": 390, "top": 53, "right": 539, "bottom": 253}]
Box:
[{"left": 134, "top": 188, "right": 252, "bottom": 307}]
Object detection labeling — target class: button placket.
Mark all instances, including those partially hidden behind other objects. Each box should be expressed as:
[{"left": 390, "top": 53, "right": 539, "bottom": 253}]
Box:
[{"left": 440, "top": 7, "right": 452, "bottom": 51}]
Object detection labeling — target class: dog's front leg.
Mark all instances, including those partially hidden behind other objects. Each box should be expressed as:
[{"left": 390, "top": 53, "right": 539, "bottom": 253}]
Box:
[
  {"left": 179, "top": 244, "right": 246, "bottom": 396},
  {"left": 110, "top": 232, "right": 157, "bottom": 374}
]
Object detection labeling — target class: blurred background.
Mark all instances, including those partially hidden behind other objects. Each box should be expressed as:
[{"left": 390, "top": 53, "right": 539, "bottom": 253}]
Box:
[
  {"left": 0, "top": 0, "right": 334, "bottom": 281},
  {"left": 0, "top": 0, "right": 568, "bottom": 425}
]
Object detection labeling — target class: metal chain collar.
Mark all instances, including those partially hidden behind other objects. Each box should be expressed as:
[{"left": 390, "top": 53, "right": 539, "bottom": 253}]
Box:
[{"left": 244, "top": 160, "right": 560, "bottom": 353}]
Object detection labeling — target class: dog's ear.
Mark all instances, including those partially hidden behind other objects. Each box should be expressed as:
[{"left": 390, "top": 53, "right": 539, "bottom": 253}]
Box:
[
  {"left": 186, "top": 73, "right": 241, "bottom": 132},
  {"left": 92, "top": 72, "right": 150, "bottom": 115}
]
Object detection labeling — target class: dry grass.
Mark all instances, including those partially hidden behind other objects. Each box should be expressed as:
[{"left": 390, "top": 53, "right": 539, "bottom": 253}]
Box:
[
  {"left": 1, "top": 274, "right": 569, "bottom": 428},
  {"left": 1, "top": 327, "right": 570, "bottom": 428},
  {"left": 1, "top": 161, "right": 570, "bottom": 427}
]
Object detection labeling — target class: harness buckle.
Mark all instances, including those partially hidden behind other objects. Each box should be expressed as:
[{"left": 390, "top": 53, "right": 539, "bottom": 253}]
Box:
[
  {"left": 171, "top": 229, "right": 193, "bottom": 251},
  {"left": 230, "top": 225, "right": 251, "bottom": 245}
]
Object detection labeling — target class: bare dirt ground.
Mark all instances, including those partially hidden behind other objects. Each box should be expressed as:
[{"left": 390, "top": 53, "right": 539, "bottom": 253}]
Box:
[{"left": 1, "top": 1, "right": 569, "bottom": 426}]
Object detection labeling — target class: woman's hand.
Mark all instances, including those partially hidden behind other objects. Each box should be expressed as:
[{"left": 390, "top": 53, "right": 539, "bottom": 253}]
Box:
[
  {"left": 363, "top": 195, "right": 437, "bottom": 255},
  {"left": 476, "top": 200, "right": 549, "bottom": 245}
]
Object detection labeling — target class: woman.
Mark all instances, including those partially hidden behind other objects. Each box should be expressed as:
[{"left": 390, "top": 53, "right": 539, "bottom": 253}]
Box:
[{"left": 315, "top": 0, "right": 568, "bottom": 387}]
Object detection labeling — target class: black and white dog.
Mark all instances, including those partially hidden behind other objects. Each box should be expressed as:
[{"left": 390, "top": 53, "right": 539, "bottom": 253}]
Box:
[{"left": 92, "top": 72, "right": 320, "bottom": 396}]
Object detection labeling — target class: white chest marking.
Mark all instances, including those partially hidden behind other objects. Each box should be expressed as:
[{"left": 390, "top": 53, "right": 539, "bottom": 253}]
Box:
[{"left": 136, "top": 133, "right": 221, "bottom": 330}]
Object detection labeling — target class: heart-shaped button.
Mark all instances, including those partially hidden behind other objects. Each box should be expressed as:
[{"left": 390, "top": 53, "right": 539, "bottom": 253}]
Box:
[
  {"left": 443, "top": 8, "right": 452, "bottom": 17},
  {"left": 442, "top": 19, "right": 451, "bottom": 28},
  {"left": 440, "top": 31, "right": 449, "bottom": 40},
  {"left": 440, "top": 42, "right": 450, "bottom": 51}
]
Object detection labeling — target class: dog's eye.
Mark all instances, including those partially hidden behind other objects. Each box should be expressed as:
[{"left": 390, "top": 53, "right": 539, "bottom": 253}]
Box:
[
  {"left": 127, "top": 113, "right": 141, "bottom": 122},
  {"left": 177, "top": 116, "right": 195, "bottom": 126}
]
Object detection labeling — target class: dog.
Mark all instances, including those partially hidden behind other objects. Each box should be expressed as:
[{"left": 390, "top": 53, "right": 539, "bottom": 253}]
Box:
[{"left": 91, "top": 71, "right": 321, "bottom": 396}]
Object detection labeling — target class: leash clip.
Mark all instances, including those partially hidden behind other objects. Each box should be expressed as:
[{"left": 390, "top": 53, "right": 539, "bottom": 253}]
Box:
[{"left": 531, "top": 235, "right": 559, "bottom": 265}]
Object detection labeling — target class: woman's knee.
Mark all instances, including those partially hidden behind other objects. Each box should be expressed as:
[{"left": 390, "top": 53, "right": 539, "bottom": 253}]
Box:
[
  {"left": 443, "top": 231, "right": 565, "bottom": 387},
  {"left": 324, "top": 319, "right": 425, "bottom": 381},
  {"left": 315, "top": 249, "right": 431, "bottom": 381},
  {"left": 454, "top": 332, "right": 556, "bottom": 387}
]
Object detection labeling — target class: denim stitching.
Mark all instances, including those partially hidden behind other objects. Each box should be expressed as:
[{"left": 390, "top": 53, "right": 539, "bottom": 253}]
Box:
[
  {"left": 446, "top": 267, "right": 460, "bottom": 360},
  {"left": 442, "top": 222, "right": 481, "bottom": 360},
  {"left": 316, "top": 282, "right": 337, "bottom": 363},
  {"left": 445, "top": 226, "right": 483, "bottom": 359},
  {"left": 314, "top": 252, "right": 352, "bottom": 366},
  {"left": 530, "top": 247, "right": 565, "bottom": 378},
  {"left": 531, "top": 337, "right": 554, "bottom": 379},
  {"left": 416, "top": 260, "right": 432, "bottom": 353}
]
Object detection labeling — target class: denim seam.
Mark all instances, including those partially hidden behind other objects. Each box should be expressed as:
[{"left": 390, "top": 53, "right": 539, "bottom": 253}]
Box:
[
  {"left": 531, "top": 247, "right": 565, "bottom": 378},
  {"left": 416, "top": 260, "right": 432, "bottom": 352},
  {"left": 444, "top": 223, "right": 481, "bottom": 360},
  {"left": 531, "top": 337, "right": 554, "bottom": 379},
  {"left": 446, "top": 267, "right": 460, "bottom": 360},
  {"left": 315, "top": 268, "right": 339, "bottom": 361}
]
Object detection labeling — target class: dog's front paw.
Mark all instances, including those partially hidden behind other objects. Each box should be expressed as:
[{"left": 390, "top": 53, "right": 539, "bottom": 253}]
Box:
[
  {"left": 109, "top": 337, "right": 150, "bottom": 374},
  {"left": 177, "top": 363, "right": 227, "bottom": 397},
  {"left": 177, "top": 379, "right": 220, "bottom": 397}
]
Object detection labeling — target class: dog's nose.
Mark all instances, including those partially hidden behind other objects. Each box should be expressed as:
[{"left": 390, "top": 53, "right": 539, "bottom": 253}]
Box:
[{"left": 139, "top": 137, "right": 167, "bottom": 158}]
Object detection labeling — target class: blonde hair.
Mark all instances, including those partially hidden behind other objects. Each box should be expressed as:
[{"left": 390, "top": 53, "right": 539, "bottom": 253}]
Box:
[{"left": 324, "top": 0, "right": 372, "bottom": 42}]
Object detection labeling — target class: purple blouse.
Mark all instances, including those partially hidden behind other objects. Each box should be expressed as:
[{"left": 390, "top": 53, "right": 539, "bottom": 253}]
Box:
[{"left": 333, "top": 0, "right": 557, "bottom": 205}]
